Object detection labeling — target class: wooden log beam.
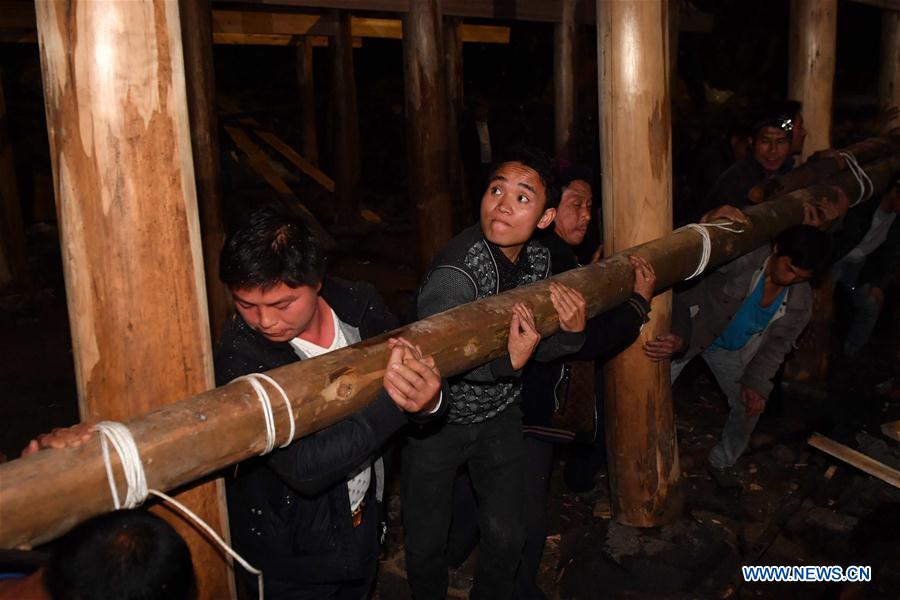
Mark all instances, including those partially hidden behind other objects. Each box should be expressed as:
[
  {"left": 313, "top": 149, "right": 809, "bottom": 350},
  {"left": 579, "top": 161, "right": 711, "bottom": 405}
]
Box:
[
  {"left": 403, "top": 0, "right": 454, "bottom": 268},
  {"left": 181, "top": 0, "right": 231, "bottom": 343},
  {"left": 2, "top": 156, "right": 899, "bottom": 550},
  {"left": 881, "top": 420, "right": 900, "bottom": 443},
  {"left": 33, "top": 2, "right": 233, "bottom": 596},
  {"left": 599, "top": 0, "right": 681, "bottom": 527},
  {"left": 295, "top": 37, "right": 320, "bottom": 166},
  {"left": 331, "top": 9, "right": 360, "bottom": 225},
  {"left": 748, "top": 136, "right": 900, "bottom": 204},
  {"left": 788, "top": 0, "right": 837, "bottom": 162},
  {"left": 554, "top": 0, "right": 577, "bottom": 160},
  {"left": 880, "top": 11, "right": 900, "bottom": 130},
  {"left": 808, "top": 433, "right": 900, "bottom": 489},
  {"left": 444, "top": 16, "right": 468, "bottom": 228}
]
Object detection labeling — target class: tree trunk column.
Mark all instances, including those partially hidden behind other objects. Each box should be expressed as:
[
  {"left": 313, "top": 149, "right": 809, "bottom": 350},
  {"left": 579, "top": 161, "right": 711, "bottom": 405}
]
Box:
[
  {"left": 404, "top": 0, "right": 454, "bottom": 269},
  {"left": 445, "top": 16, "right": 468, "bottom": 229},
  {"left": 788, "top": 0, "right": 837, "bottom": 161},
  {"left": 598, "top": 0, "right": 682, "bottom": 527},
  {"left": 296, "top": 37, "right": 320, "bottom": 166},
  {"left": 35, "top": 2, "right": 233, "bottom": 597},
  {"left": 180, "top": 0, "right": 230, "bottom": 343},
  {"left": 0, "top": 70, "right": 26, "bottom": 291},
  {"left": 555, "top": 0, "right": 577, "bottom": 160},
  {"left": 880, "top": 11, "right": 900, "bottom": 130},
  {"left": 332, "top": 10, "right": 360, "bottom": 226}
]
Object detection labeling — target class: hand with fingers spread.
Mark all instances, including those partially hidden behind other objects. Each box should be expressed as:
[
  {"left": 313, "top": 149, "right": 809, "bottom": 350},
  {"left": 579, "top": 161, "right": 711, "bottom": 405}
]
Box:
[
  {"left": 629, "top": 255, "right": 656, "bottom": 302},
  {"left": 508, "top": 302, "right": 541, "bottom": 370},
  {"left": 383, "top": 337, "right": 442, "bottom": 413},
  {"left": 643, "top": 333, "right": 685, "bottom": 362},
  {"left": 700, "top": 204, "right": 750, "bottom": 227},
  {"left": 21, "top": 422, "right": 94, "bottom": 458},
  {"left": 801, "top": 201, "right": 824, "bottom": 229},
  {"left": 549, "top": 282, "right": 587, "bottom": 334},
  {"left": 741, "top": 386, "right": 766, "bottom": 417}
]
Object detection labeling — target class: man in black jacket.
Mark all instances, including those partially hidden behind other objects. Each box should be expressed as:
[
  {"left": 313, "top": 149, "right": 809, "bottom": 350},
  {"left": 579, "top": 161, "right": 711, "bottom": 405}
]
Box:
[{"left": 214, "top": 204, "right": 444, "bottom": 599}]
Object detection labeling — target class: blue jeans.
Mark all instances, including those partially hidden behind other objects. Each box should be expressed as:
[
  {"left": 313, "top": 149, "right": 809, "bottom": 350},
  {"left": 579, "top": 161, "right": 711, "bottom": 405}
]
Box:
[
  {"left": 673, "top": 348, "right": 758, "bottom": 468},
  {"left": 844, "top": 283, "right": 883, "bottom": 357}
]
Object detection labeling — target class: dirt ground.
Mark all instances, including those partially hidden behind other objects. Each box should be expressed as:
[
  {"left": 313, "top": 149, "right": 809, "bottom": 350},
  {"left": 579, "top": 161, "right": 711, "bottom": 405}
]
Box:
[{"left": 2, "top": 223, "right": 899, "bottom": 599}]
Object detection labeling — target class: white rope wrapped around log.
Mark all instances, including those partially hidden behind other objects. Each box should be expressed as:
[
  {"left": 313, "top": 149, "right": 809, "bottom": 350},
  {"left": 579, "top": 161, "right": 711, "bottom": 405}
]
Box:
[
  {"left": 679, "top": 221, "right": 745, "bottom": 280},
  {"left": 95, "top": 421, "right": 266, "bottom": 600},
  {"left": 232, "top": 372, "right": 297, "bottom": 454},
  {"left": 840, "top": 151, "right": 874, "bottom": 207}
]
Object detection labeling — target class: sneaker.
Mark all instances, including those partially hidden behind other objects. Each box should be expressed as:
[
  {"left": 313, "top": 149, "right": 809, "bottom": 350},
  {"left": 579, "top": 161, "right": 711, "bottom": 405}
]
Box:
[{"left": 706, "top": 463, "right": 743, "bottom": 491}]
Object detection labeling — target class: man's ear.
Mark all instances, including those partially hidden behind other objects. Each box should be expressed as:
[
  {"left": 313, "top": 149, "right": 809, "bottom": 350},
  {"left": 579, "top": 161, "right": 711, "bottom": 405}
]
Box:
[
  {"left": 536, "top": 207, "right": 556, "bottom": 230},
  {"left": 315, "top": 281, "right": 323, "bottom": 294}
]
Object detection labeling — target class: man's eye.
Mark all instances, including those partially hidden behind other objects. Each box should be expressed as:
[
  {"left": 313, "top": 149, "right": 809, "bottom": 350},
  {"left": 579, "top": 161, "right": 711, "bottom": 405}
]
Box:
[
  {"left": 517, "top": 194, "right": 529, "bottom": 203},
  {"left": 491, "top": 186, "right": 502, "bottom": 195},
  {"left": 275, "top": 303, "right": 291, "bottom": 310}
]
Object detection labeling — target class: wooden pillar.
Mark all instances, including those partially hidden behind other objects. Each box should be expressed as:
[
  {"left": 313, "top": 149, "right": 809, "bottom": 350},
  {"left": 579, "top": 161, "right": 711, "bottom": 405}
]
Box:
[
  {"left": 332, "top": 10, "right": 360, "bottom": 225},
  {"left": 404, "top": 0, "right": 454, "bottom": 268},
  {"left": 880, "top": 11, "right": 900, "bottom": 129},
  {"left": 0, "top": 70, "right": 26, "bottom": 291},
  {"left": 180, "top": 0, "right": 230, "bottom": 343},
  {"left": 296, "top": 37, "right": 319, "bottom": 166},
  {"left": 788, "top": 0, "right": 837, "bottom": 161},
  {"left": 445, "top": 16, "right": 468, "bottom": 228},
  {"left": 555, "top": 0, "right": 577, "bottom": 160},
  {"left": 34, "top": 2, "right": 233, "bottom": 597},
  {"left": 598, "top": 0, "right": 682, "bottom": 527}
]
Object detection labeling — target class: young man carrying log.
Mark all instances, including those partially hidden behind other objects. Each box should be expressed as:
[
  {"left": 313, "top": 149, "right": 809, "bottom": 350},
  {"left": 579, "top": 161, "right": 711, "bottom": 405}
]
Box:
[
  {"left": 401, "top": 147, "right": 588, "bottom": 599},
  {"left": 214, "top": 204, "right": 445, "bottom": 598},
  {"left": 645, "top": 221, "right": 831, "bottom": 490}
]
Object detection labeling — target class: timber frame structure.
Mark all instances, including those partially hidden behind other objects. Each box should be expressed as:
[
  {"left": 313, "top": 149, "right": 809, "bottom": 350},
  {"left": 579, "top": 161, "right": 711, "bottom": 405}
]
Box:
[{"left": 1, "top": 1, "right": 900, "bottom": 597}]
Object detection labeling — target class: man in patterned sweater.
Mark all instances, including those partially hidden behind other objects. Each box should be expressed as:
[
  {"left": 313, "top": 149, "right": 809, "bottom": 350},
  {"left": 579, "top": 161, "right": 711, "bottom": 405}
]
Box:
[{"left": 401, "top": 147, "right": 587, "bottom": 599}]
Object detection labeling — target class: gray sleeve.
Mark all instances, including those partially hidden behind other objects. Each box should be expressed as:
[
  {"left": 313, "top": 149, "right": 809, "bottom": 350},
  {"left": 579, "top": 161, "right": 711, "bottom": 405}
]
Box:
[{"left": 417, "top": 267, "right": 515, "bottom": 381}]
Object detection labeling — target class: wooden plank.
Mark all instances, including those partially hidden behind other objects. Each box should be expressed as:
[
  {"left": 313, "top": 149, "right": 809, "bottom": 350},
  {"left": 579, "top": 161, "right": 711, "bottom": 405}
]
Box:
[
  {"left": 212, "top": 32, "right": 329, "bottom": 46},
  {"left": 211, "top": 9, "right": 320, "bottom": 35},
  {"left": 2, "top": 152, "right": 887, "bottom": 550},
  {"left": 808, "top": 433, "right": 900, "bottom": 489},
  {"left": 255, "top": 130, "right": 335, "bottom": 192},
  {"left": 882, "top": 420, "right": 900, "bottom": 443}
]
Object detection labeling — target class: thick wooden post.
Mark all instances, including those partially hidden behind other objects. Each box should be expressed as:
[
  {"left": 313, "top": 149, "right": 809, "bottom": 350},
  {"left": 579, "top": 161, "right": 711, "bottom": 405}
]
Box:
[
  {"left": 180, "top": 0, "right": 230, "bottom": 343},
  {"left": 34, "top": 2, "right": 233, "bottom": 597},
  {"left": 880, "top": 11, "right": 900, "bottom": 129},
  {"left": 788, "top": 0, "right": 837, "bottom": 162},
  {"left": 555, "top": 0, "right": 577, "bottom": 160},
  {"left": 404, "top": 0, "right": 454, "bottom": 268},
  {"left": 0, "top": 70, "right": 26, "bottom": 291},
  {"left": 445, "top": 16, "right": 468, "bottom": 228},
  {"left": 598, "top": 0, "right": 681, "bottom": 527},
  {"left": 296, "top": 37, "right": 320, "bottom": 166},
  {"left": 332, "top": 10, "right": 360, "bottom": 225}
]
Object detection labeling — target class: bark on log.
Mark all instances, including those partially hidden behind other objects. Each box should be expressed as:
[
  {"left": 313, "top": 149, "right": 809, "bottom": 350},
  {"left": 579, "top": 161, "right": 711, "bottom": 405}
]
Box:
[
  {"left": 33, "top": 2, "right": 233, "bottom": 596},
  {"left": 180, "top": 0, "right": 231, "bottom": 343},
  {"left": 748, "top": 137, "right": 900, "bottom": 205},
  {"left": 880, "top": 11, "right": 900, "bottom": 130},
  {"left": 403, "top": 0, "right": 454, "bottom": 269},
  {"left": 2, "top": 156, "right": 899, "bottom": 550},
  {"left": 598, "top": 0, "right": 681, "bottom": 527},
  {"left": 788, "top": 0, "right": 837, "bottom": 162},
  {"left": 554, "top": 0, "right": 577, "bottom": 160}
]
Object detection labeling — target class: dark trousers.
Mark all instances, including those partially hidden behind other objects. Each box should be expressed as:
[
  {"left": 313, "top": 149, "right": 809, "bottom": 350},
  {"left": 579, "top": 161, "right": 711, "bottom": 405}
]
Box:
[
  {"left": 445, "top": 436, "right": 555, "bottom": 599},
  {"left": 401, "top": 406, "right": 526, "bottom": 600}
]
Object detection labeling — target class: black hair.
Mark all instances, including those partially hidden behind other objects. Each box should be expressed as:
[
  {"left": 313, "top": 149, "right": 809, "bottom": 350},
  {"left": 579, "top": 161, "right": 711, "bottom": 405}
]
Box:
[
  {"left": 219, "top": 203, "right": 325, "bottom": 290},
  {"left": 773, "top": 224, "right": 831, "bottom": 274},
  {"left": 556, "top": 161, "right": 594, "bottom": 192},
  {"left": 751, "top": 100, "right": 803, "bottom": 137},
  {"left": 487, "top": 146, "right": 562, "bottom": 209},
  {"left": 44, "top": 509, "right": 194, "bottom": 600}
]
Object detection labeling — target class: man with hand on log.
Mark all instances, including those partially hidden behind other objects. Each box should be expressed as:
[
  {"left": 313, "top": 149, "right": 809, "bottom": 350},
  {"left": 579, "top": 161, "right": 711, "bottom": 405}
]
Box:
[
  {"left": 214, "top": 204, "right": 445, "bottom": 599},
  {"left": 696, "top": 102, "right": 805, "bottom": 219},
  {"left": 645, "top": 220, "right": 831, "bottom": 490},
  {"left": 401, "top": 146, "right": 587, "bottom": 600}
]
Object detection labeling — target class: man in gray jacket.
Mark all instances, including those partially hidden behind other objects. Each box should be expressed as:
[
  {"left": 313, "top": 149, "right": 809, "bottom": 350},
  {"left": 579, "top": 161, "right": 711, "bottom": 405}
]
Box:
[{"left": 646, "top": 224, "right": 831, "bottom": 488}]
